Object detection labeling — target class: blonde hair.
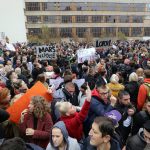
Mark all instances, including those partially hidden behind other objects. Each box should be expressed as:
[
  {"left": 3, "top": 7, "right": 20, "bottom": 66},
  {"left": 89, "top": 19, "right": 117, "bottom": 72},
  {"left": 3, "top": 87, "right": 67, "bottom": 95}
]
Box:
[
  {"left": 129, "top": 72, "right": 138, "bottom": 82},
  {"left": 136, "top": 68, "right": 144, "bottom": 77},
  {"left": 55, "top": 101, "right": 70, "bottom": 116},
  {"left": 110, "top": 74, "right": 119, "bottom": 84}
]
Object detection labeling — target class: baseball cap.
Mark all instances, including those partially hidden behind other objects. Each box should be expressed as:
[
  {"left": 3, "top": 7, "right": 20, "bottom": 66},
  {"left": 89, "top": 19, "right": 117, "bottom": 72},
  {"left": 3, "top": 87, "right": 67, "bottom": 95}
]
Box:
[{"left": 104, "top": 110, "right": 122, "bottom": 126}]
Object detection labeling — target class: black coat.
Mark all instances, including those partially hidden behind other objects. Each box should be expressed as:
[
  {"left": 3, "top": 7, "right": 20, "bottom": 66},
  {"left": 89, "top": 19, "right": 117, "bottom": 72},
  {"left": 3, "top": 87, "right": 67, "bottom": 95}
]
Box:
[
  {"left": 82, "top": 136, "right": 121, "bottom": 150},
  {"left": 126, "top": 129, "right": 147, "bottom": 150},
  {"left": 0, "top": 109, "right": 10, "bottom": 139},
  {"left": 115, "top": 103, "right": 135, "bottom": 145},
  {"left": 132, "top": 110, "right": 150, "bottom": 135},
  {"left": 125, "top": 81, "right": 140, "bottom": 107}
]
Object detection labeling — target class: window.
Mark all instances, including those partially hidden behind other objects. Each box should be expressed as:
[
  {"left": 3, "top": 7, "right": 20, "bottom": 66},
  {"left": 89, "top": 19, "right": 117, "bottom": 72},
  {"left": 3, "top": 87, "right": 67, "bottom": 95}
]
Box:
[
  {"left": 105, "top": 16, "right": 116, "bottom": 23},
  {"left": 59, "top": 3, "right": 71, "bottom": 11},
  {"left": 92, "top": 28, "right": 102, "bottom": 37},
  {"left": 43, "top": 16, "right": 56, "bottom": 23},
  {"left": 62, "top": 16, "right": 72, "bottom": 23},
  {"left": 130, "top": 3, "right": 145, "bottom": 12},
  {"left": 106, "top": 27, "right": 116, "bottom": 36},
  {"left": 118, "top": 28, "right": 129, "bottom": 36},
  {"left": 76, "top": 28, "right": 86, "bottom": 37},
  {"left": 76, "top": 16, "right": 88, "bottom": 23},
  {"left": 76, "top": 3, "right": 88, "bottom": 11},
  {"left": 28, "top": 28, "right": 41, "bottom": 35},
  {"left": 42, "top": 2, "right": 58, "bottom": 11},
  {"left": 118, "top": 16, "right": 130, "bottom": 23},
  {"left": 27, "top": 16, "right": 41, "bottom": 23},
  {"left": 144, "top": 27, "right": 150, "bottom": 36},
  {"left": 26, "top": 2, "right": 40, "bottom": 11},
  {"left": 60, "top": 28, "right": 72, "bottom": 37},
  {"left": 146, "top": 4, "right": 150, "bottom": 11},
  {"left": 92, "top": 16, "right": 103, "bottom": 23},
  {"left": 132, "top": 16, "right": 143, "bottom": 23},
  {"left": 131, "top": 27, "right": 142, "bottom": 36},
  {"left": 49, "top": 28, "right": 57, "bottom": 37}
]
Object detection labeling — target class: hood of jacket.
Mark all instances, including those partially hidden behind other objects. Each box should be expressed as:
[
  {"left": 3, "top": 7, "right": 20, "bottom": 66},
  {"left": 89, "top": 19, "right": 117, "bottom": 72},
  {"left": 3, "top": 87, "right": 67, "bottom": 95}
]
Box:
[
  {"left": 50, "top": 121, "right": 69, "bottom": 149},
  {"left": 91, "top": 89, "right": 100, "bottom": 99},
  {"left": 144, "top": 78, "right": 150, "bottom": 83},
  {"left": 137, "top": 128, "right": 146, "bottom": 143}
]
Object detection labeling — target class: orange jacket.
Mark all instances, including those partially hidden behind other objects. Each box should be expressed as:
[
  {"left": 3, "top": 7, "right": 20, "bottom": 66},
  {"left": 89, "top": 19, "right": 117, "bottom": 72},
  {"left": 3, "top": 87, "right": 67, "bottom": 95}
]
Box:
[{"left": 137, "top": 78, "right": 150, "bottom": 110}]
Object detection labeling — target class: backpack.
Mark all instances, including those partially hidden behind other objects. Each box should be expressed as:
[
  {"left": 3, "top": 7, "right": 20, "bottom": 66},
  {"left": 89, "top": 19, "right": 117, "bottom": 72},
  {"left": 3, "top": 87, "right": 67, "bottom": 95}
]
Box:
[{"left": 144, "top": 82, "right": 150, "bottom": 101}]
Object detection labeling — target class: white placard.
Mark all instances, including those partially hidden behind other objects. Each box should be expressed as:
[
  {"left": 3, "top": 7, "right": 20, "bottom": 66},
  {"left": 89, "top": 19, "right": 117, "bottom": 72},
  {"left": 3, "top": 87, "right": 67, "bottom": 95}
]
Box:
[
  {"left": 6, "top": 43, "right": 15, "bottom": 51},
  {"left": 77, "top": 47, "right": 96, "bottom": 63}
]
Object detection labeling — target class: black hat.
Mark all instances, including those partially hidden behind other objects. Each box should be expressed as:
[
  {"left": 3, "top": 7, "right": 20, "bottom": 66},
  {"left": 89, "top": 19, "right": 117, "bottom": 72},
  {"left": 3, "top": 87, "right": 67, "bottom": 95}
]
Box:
[{"left": 143, "top": 120, "right": 150, "bottom": 132}]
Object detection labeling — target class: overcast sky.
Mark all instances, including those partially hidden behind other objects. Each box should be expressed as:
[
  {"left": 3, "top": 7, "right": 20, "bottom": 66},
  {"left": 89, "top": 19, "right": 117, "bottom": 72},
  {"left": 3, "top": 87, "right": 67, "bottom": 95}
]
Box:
[{"left": 0, "top": 0, "right": 27, "bottom": 43}]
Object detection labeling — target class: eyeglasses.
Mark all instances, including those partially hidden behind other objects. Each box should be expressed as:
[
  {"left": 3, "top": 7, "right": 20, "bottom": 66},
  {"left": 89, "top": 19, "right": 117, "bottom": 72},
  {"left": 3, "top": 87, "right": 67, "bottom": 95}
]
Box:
[{"left": 99, "top": 92, "right": 109, "bottom": 95}]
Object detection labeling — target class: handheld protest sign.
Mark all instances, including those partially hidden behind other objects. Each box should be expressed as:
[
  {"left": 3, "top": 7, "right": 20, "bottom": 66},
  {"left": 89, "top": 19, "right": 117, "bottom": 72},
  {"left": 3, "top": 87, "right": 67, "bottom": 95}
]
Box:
[
  {"left": 6, "top": 81, "right": 52, "bottom": 123},
  {"left": 35, "top": 45, "right": 57, "bottom": 60}
]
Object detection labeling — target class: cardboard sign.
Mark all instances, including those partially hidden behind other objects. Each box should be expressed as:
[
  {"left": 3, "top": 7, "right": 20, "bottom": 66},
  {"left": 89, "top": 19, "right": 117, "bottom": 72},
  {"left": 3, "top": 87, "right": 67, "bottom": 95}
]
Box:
[
  {"left": 6, "top": 81, "right": 52, "bottom": 123},
  {"left": 77, "top": 47, "right": 96, "bottom": 63},
  {"left": 36, "top": 45, "right": 57, "bottom": 60}
]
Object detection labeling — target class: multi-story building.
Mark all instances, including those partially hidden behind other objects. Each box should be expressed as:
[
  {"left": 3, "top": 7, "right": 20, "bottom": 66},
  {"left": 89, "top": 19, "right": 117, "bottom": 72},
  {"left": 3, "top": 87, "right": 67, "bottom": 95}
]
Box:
[{"left": 24, "top": 0, "right": 150, "bottom": 40}]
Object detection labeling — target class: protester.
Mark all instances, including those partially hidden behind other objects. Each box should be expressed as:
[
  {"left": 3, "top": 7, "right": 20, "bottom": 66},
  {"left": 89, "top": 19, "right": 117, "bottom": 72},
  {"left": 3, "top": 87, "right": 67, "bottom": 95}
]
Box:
[
  {"left": 46, "top": 121, "right": 80, "bottom": 150},
  {"left": 126, "top": 120, "right": 150, "bottom": 150},
  {"left": 82, "top": 117, "right": 121, "bottom": 150},
  {"left": 107, "top": 74, "right": 124, "bottom": 98},
  {"left": 137, "top": 69, "right": 150, "bottom": 110},
  {"left": 132, "top": 99, "right": 150, "bottom": 135},
  {"left": 55, "top": 84, "right": 91, "bottom": 141},
  {"left": 19, "top": 96, "right": 53, "bottom": 148},
  {"left": 125, "top": 72, "right": 140, "bottom": 107},
  {"left": 84, "top": 84, "right": 117, "bottom": 136},
  {"left": 115, "top": 90, "right": 136, "bottom": 145}
]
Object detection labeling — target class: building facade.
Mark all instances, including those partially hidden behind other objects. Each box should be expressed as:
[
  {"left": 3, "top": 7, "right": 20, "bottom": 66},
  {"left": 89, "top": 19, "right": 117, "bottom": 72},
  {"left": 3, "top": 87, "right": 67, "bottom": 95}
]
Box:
[{"left": 24, "top": 0, "right": 150, "bottom": 39}]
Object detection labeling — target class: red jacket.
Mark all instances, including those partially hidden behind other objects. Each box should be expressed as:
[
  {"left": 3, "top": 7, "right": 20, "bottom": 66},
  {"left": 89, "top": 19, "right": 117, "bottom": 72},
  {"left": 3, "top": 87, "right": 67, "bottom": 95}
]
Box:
[
  {"left": 19, "top": 112, "right": 53, "bottom": 148},
  {"left": 60, "top": 100, "right": 90, "bottom": 141},
  {"left": 137, "top": 78, "right": 150, "bottom": 110}
]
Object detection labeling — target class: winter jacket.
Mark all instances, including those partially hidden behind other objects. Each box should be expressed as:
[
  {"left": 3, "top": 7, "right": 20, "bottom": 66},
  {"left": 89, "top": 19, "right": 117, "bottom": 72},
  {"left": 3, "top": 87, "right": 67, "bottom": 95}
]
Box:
[
  {"left": 53, "top": 87, "right": 79, "bottom": 106},
  {"left": 125, "top": 81, "right": 140, "bottom": 107},
  {"left": 115, "top": 102, "right": 135, "bottom": 144},
  {"left": 137, "top": 78, "right": 150, "bottom": 110},
  {"left": 132, "top": 110, "right": 150, "bottom": 135},
  {"left": 107, "top": 82, "right": 124, "bottom": 98},
  {"left": 60, "top": 100, "right": 90, "bottom": 141},
  {"left": 0, "top": 109, "right": 10, "bottom": 139},
  {"left": 82, "top": 136, "right": 121, "bottom": 150},
  {"left": 126, "top": 129, "right": 147, "bottom": 150},
  {"left": 84, "top": 89, "right": 114, "bottom": 136},
  {"left": 19, "top": 112, "right": 53, "bottom": 148},
  {"left": 46, "top": 121, "right": 80, "bottom": 150}
]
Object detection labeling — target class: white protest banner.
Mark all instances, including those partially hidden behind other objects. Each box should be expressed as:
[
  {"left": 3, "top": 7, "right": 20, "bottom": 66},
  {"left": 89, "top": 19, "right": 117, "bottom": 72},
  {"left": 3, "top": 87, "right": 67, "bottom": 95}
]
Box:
[
  {"left": 77, "top": 47, "right": 96, "bottom": 63},
  {"left": 6, "top": 43, "right": 16, "bottom": 51},
  {"left": 36, "top": 45, "right": 57, "bottom": 60}
]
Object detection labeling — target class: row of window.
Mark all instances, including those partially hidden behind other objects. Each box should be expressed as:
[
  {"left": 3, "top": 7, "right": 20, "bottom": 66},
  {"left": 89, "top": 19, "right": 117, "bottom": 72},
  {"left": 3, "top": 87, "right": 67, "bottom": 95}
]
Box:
[
  {"left": 26, "top": 15, "right": 144, "bottom": 24},
  {"left": 25, "top": 2, "right": 148, "bottom": 12},
  {"left": 28, "top": 27, "right": 150, "bottom": 37}
]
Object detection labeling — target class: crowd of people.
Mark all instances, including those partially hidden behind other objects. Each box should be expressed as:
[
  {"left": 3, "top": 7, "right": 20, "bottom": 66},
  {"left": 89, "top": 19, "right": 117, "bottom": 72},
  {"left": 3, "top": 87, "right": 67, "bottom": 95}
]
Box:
[{"left": 0, "top": 39, "right": 150, "bottom": 150}]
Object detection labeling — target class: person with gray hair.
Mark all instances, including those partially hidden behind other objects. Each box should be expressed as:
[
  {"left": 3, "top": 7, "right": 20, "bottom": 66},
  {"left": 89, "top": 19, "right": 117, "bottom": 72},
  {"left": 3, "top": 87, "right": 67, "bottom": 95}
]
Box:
[{"left": 15, "top": 67, "right": 29, "bottom": 86}]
